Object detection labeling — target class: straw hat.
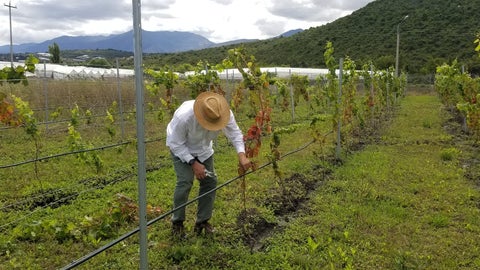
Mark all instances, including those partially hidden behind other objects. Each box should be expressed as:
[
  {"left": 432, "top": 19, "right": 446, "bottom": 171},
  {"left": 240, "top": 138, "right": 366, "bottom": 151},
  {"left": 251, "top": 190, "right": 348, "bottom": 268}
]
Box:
[{"left": 193, "top": 92, "right": 230, "bottom": 131}]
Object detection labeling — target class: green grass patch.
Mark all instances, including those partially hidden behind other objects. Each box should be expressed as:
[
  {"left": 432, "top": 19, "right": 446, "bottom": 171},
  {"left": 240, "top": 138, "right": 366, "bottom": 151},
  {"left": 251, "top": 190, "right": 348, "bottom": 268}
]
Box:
[
  {"left": 247, "top": 94, "right": 480, "bottom": 269},
  {"left": 2, "top": 87, "right": 480, "bottom": 269}
]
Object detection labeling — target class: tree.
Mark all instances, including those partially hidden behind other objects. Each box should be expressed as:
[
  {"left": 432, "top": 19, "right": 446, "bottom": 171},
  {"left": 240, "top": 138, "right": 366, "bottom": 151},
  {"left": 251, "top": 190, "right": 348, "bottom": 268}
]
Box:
[{"left": 48, "top": 42, "right": 61, "bottom": 64}]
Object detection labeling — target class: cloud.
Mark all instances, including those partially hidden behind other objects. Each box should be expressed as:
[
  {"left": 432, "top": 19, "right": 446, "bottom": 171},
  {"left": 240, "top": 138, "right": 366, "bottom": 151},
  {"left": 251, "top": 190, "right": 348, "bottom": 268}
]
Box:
[
  {"left": 255, "top": 19, "right": 287, "bottom": 38},
  {"left": 3, "top": 0, "right": 133, "bottom": 43},
  {"left": 210, "top": 0, "right": 235, "bottom": 5},
  {"left": 0, "top": 0, "right": 374, "bottom": 45},
  {"left": 267, "top": 0, "right": 373, "bottom": 21},
  {"left": 17, "top": 0, "right": 131, "bottom": 21}
]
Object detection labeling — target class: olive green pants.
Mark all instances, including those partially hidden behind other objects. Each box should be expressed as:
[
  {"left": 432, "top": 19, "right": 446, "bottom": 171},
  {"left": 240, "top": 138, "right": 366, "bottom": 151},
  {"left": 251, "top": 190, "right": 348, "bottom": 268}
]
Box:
[{"left": 171, "top": 153, "right": 217, "bottom": 224}]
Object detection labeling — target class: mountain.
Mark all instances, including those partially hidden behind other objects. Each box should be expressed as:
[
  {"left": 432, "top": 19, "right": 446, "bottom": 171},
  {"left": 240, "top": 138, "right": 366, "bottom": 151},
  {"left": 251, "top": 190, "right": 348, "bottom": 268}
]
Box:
[
  {"left": 4, "top": 0, "right": 478, "bottom": 75},
  {"left": 207, "top": 29, "right": 302, "bottom": 47},
  {"left": 0, "top": 29, "right": 301, "bottom": 55},
  {"left": 0, "top": 30, "right": 215, "bottom": 54},
  {"left": 139, "top": 0, "right": 480, "bottom": 75},
  {"left": 213, "top": 39, "right": 259, "bottom": 47},
  {"left": 249, "top": 0, "right": 480, "bottom": 74},
  {"left": 276, "top": 29, "right": 303, "bottom": 38}
]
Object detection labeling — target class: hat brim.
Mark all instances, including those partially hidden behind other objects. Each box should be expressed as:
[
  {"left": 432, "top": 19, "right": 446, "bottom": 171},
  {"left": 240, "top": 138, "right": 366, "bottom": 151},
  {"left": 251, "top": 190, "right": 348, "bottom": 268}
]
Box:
[{"left": 193, "top": 92, "right": 230, "bottom": 131}]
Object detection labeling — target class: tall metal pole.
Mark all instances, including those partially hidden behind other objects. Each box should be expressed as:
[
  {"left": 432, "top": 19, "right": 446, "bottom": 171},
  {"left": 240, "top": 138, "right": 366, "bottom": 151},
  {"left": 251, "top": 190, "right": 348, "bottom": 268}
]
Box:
[
  {"left": 336, "top": 58, "right": 343, "bottom": 160},
  {"left": 395, "top": 15, "right": 408, "bottom": 77},
  {"left": 395, "top": 25, "right": 400, "bottom": 77},
  {"left": 289, "top": 69, "right": 295, "bottom": 123},
  {"left": 115, "top": 58, "right": 126, "bottom": 140},
  {"left": 132, "top": 0, "right": 148, "bottom": 269},
  {"left": 4, "top": 1, "right": 16, "bottom": 67},
  {"left": 43, "top": 61, "right": 49, "bottom": 133}
]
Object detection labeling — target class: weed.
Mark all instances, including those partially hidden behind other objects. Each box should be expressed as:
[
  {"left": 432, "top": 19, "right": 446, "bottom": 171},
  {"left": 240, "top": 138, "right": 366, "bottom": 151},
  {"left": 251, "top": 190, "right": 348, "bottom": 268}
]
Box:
[
  {"left": 428, "top": 214, "right": 450, "bottom": 228},
  {"left": 422, "top": 120, "right": 432, "bottom": 128},
  {"left": 440, "top": 147, "right": 460, "bottom": 161}
]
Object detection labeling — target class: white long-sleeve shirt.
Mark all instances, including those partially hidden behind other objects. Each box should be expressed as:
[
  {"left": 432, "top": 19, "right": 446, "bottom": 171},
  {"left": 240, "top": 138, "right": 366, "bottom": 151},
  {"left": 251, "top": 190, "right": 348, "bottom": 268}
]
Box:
[{"left": 166, "top": 100, "right": 245, "bottom": 163}]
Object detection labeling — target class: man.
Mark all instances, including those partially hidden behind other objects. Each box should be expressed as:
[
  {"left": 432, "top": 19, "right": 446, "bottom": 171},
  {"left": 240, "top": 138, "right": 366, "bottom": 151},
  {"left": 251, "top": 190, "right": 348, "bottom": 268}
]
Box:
[{"left": 166, "top": 91, "right": 251, "bottom": 237}]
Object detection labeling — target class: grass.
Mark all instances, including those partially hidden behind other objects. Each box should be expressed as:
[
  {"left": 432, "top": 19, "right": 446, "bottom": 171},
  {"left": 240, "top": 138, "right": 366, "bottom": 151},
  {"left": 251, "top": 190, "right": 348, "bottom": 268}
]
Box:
[
  {"left": 1, "top": 84, "right": 480, "bottom": 269},
  {"left": 248, "top": 94, "right": 480, "bottom": 269}
]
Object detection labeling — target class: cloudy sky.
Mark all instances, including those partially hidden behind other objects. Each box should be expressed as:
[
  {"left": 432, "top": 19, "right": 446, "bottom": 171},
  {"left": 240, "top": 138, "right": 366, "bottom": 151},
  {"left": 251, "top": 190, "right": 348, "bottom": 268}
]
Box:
[{"left": 0, "top": 0, "right": 374, "bottom": 46}]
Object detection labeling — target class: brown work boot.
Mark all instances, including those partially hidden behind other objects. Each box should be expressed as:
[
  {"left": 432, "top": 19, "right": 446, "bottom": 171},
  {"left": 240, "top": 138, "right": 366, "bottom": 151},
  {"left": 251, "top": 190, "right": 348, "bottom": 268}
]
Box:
[
  {"left": 194, "top": 221, "right": 215, "bottom": 236},
  {"left": 172, "top": 221, "right": 186, "bottom": 239}
]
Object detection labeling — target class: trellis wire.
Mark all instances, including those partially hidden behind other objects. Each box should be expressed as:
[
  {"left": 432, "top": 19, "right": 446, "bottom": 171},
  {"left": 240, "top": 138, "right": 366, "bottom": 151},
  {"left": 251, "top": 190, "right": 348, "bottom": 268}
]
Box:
[{"left": 60, "top": 137, "right": 319, "bottom": 270}]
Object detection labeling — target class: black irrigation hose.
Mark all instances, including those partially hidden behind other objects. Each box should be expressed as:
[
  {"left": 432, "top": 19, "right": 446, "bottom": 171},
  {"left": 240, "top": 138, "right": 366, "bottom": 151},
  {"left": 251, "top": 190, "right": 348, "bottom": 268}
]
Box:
[
  {"left": 0, "top": 170, "right": 136, "bottom": 231},
  {"left": 0, "top": 190, "right": 80, "bottom": 232},
  {"left": 0, "top": 137, "right": 165, "bottom": 169},
  {"left": 60, "top": 138, "right": 317, "bottom": 270},
  {"left": 1, "top": 107, "right": 310, "bottom": 167},
  {"left": 1, "top": 118, "right": 309, "bottom": 169},
  {"left": 0, "top": 141, "right": 130, "bottom": 169},
  {"left": 0, "top": 163, "right": 166, "bottom": 231},
  {"left": 0, "top": 165, "right": 139, "bottom": 212},
  {"left": 0, "top": 108, "right": 140, "bottom": 131}
]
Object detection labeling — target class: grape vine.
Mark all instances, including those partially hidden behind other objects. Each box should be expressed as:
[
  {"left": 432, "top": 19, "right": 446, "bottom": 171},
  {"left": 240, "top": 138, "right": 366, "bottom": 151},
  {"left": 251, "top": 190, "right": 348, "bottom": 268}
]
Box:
[
  {"left": 183, "top": 60, "right": 225, "bottom": 98},
  {"left": 67, "top": 104, "right": 104, "bottom": 173},
  {"left": 224, "top": 47, "right": 272, "bottom": 168},
  {"left": 223, "top": 47, "right": 273, "bottom": 210},
  {"left": 145, "top": 65, "right": 180, "bottom": 119},
  {"left": 0, "top": 55, "right": 39, "bottom": 125},
  {"left": 435, "top": 33, "right": 480, "bottom": 139}
]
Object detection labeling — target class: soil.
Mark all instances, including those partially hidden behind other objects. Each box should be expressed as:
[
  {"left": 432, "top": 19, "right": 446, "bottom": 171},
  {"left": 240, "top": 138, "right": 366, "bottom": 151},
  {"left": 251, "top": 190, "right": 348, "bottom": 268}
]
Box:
[
  {"left": 236, "top": 208, "right": 275, "bottom": 249},
  {"left": 2, "top": 188, "right": 78, "bottom": 212},
  {"left": 264, "top": 173, "right": 317, "bottom": 215},
  {"left": 3, "top": 167, "right": 137, "bottom": 212},
  {"left": 443, "top": 108, "right": 480, "bottom": 187},
  {"left": 236, "top": 172, "right": 326, "bottom": 250},
  {"left": 233, "top": 112, "right": 389, "bottom": 250},
  {"left": 234, "top": 104, "right": 480, "bottom": 251}
]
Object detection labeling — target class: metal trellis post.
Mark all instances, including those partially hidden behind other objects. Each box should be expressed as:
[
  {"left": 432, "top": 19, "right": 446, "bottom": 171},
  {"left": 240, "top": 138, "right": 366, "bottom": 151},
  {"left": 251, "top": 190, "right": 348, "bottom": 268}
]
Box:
[
  {"left": 336, "top": 58, "right": 343, "bottom": 160},
  {"left": 132, "top": 0, "right": 148, "bottom": 269},
  {"left": 289, "top": 69, "right": 295, "bottom": 123},
  {"left": 116, "top": 58, "right": 126, "bottom": 140}
]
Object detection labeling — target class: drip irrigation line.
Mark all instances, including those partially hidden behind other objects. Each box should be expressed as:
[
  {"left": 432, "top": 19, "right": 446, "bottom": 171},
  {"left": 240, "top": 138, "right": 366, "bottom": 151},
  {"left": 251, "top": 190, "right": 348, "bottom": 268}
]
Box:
[
  {"left": 0, "top": 170, "right": 136, "bottom": 232},
  {"left": 0, "top": 162, "right": 167, "bottom": 231},
  {"left": 0, "top": 141, "right": 131, "bottom": 169},
  {"left": 0, "top": 106, "right": 172, "bottom": 132},
  {"left": 60, "top": 138, "right": 318, "bottom": 270},
  {"left": 0, "top": 165, "right": 141, "bottom": 212},
  {"left": 0, "top": 191, "right": 81, "bottom": 232},
  {"left": 0, "top": 187, "right": 71, "bottom": 211},
  {"left": 2, "top": 126, "right": 324, "bottom": 231},
  {"left": 0, "top": 137, "right": 164, "bottom": 169},
  {"left": 1, "top": 120, "right": 309, "bottom": 169}
]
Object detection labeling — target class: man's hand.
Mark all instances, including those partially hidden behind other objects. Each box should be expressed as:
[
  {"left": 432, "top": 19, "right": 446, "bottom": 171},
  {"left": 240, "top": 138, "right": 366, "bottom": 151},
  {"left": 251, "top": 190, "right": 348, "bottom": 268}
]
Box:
[
  {"left": 191, "top": 160, "right": 207, "bottom": 180},
  {"left": 238, "top": 152, "right": 251, "bottom": 172}
]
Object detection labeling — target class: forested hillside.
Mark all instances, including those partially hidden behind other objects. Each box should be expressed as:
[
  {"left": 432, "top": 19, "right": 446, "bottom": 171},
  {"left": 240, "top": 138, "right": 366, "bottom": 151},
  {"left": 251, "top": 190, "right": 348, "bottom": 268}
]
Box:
[{"left": 141, "top": 0, "right": 480, "bottom": 75}]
